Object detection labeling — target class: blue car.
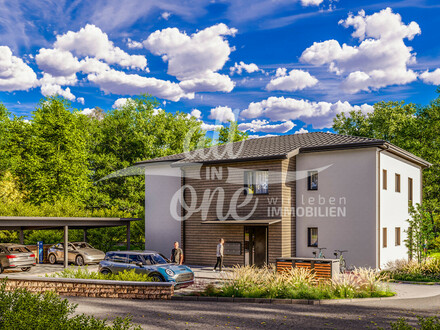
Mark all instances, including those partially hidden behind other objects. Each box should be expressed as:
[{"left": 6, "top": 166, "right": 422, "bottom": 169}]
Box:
[{"left": 98, "top": 250, "right": 194, "bottom": 288}]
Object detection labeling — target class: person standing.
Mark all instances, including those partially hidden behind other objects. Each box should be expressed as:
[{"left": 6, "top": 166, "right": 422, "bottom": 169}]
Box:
[
  {"left": 171, "top": 241, "right": 184, "bottom": 265},
  {"left": 213, "top": 238, "right": 224, "bottom": 272}
]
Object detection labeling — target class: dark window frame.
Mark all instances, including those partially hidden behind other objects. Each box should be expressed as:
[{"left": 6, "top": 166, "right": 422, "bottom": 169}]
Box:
[
  {"left": 395, "top": 227, "right": 401, "bottom": 246},
  {"left": 383, "top": 169, "right": 387, "bottom": 190},
  {"left": 395, "top": 174, "right": 401, "bottom": 193},
  {"left": 307, "top": 227, "right": 318, "bottom": 247},
  {"left": 244, "top": 170, "right": 269, "bottom": 195},
  {"left": 383, "top": 228, "right": 388, "bottom": 248},
  {"left": 408, "top": 177, "right": 413, "bottom": 205},
  {"left": 307, "top": 171, "right": 318, "bottom": 191}
]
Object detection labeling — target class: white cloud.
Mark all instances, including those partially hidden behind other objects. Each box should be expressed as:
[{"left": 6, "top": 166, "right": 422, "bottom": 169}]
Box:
[
  {"left": 87, "top": 69, "right": 193, "bottom": 102},
  {"left": 36, "top": 48, "right": 81, "bottom": 77},
  {"left": 112, "top": 98, "right": 132, "bottom": 108},
  {"left": 230, "top": 61, "right": 261, "bottom": 75},
  {"left": 80, "top": 108, "right": 95, "bottom": 116},
  {"left": 200, "top": 123, "right": 223, "bottom": 131},
  {"left": 126, "top": 38, "right": 143, "bottom": 49},
  {"left": 247, "top": 134, "right": 277, "bottom": 139},
  {"left": 40, "top": 84, "right": 76, "bottom": 101},
  {"left": 208, "top": 106, "right": 236, "bottom": 123},
  {"left": 161, "top": 12, "right": 171, "bottom": 20},
  {"left": 190, "top": 109, "right": 202, "bottom": 119},
  {"left": 420, "top": 69, "right": 440, "bottom": 85},
  {"left": 301, "top": 0, "right": 323, "bottom": 6},
  {"left": 55, "top": 24, "right": 147, "bottom": 70},
  {"left": 0, "top": 46, "right": 38, "bottom": 91},
  {"left": 241, "top": 96, "right": 373, "bottom": 129},
  {"left": 144, "top": 23, "right": 236, "bottom": 93},
  {"left": 38, "top": 73, "right": 78, "bottom": 101},
  {"left": 294, "top": 128, "right": 309, "bottom": 134},
  {"left": 238, "top": 120, "right": 295, "bottom": 133},
  {"left": 300, "top": 8, "right": 420, "bottom": 93},
  {"left": 266, "top": 69, "right": 318, "bottom": 91},
  {"left": 77, "top": 97, "right": 85, "bottom": 104}
]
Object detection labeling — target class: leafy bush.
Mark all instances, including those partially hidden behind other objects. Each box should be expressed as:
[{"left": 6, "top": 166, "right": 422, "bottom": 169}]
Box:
[
  {"left": 201, "top": 265, "right": 393, "bottom": 300},
  {"left": 48, "top": 267, "right": 154, "bottom": 282},
  {"left": 0, "top": 281, "right": 140, "bottom": 329},
  {"left": 382, "top": 258, "right": 440, "bottom": 282},
  {"left": 388, "top": 316, "right": 440, "bottom": 329}
]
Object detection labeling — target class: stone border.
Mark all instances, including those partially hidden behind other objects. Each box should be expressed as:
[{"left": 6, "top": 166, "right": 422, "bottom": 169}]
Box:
[
  {"left": 0, "top": 274, "right": 173, "bottom": 300},
  {"left": 171, "top": 295, "right": 393, "bottom": 305}
]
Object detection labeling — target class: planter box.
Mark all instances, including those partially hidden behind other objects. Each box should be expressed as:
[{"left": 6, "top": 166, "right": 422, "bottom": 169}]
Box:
[{"left": 276, "top": 257, "right": 340, "bottom": 280}]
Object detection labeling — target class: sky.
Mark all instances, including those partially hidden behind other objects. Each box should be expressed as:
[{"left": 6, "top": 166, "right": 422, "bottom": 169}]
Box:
[{"left": 1, "top": 0, "right": 440, "bottom": 138}]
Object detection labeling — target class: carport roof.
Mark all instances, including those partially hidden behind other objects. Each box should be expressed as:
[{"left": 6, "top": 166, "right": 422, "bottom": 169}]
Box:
[{"left": 0, "top": 216, "right": 141, "bottom": 230}]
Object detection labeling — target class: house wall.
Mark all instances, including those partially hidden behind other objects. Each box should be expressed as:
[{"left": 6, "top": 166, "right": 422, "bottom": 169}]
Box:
[
  {"left": 379, "top": 151, "right": 422, "bottom": 268},
  {"left": 144, "top": 163, "right": 182, "bottom": 257},
  {"left": 296, "top": 148, "right": 378, "bottom": 268},
  {"left": 181, "top": 159, "right": 291, "bottom": 266}
]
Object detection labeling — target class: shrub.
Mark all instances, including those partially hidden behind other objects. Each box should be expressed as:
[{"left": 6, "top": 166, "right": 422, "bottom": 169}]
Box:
[
  {"left": 382, "top": 258, "right": 440, "bottom": 282},
  {"left": 389, "top": 316, "right": 440, "bottom": 329},
  {"left": 202, "top": 265, "right": 393, "bottom": 300},
  {"left": 0, "top": 281, "right": 140, "bottom": 329},
  {"left": 47, "top": 267, "right": 154, "bottom": 282}
]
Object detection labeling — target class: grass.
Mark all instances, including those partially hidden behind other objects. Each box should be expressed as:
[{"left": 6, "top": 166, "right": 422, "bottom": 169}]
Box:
[
  {"left": 200, "top": 265, "right": 394, "bottom": 300},
  {"left": 47, "top": 267, "right": 155, "bottom": 282},
  {"left": 381, "top": 258, "right": 440, "bottom": 283}
]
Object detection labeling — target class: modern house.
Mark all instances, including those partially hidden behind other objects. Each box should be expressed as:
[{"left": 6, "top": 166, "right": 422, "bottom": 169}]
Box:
[{"left": 136, "top": 132, "right": 430, "bottom": 269}]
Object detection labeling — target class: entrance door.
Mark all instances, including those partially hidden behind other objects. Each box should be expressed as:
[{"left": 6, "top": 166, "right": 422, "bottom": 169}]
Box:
[{"left": 244, "top": 226, "right": 268, "bottom": 266}]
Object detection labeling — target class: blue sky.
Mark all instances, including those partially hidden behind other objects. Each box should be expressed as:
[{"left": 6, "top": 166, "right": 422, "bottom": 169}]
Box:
[{"left": 1, "top": 0, "right": 440, "bottom": 137}]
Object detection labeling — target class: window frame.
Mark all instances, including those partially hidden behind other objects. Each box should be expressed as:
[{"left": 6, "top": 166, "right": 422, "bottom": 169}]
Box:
[
  {"left": 307, "top": 227, "right": 318, "bottom": 247},
  {"left": 395, "top": 227, "right": 401, "bottom": 246},
  {"left": 383, "top": 169, "right": 387, "bottom": 190},
  {"left": 244, "top": 170, "right": 269, "bottom": 195},
  {"left": 307, "top": 171, "right": 318, "bottom": 191},
  {"left": 408, "top": 177, "right": 413, "bottom": 205},
  {"left": 383, "top": 228, "right": 388, "bottom": 248},
  {"left": 395, "top": 174, "right": 401, "bottom": 193}
]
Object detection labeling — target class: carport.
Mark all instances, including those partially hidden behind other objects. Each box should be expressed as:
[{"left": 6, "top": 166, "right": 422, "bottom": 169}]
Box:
[{"left": 0, "top": 216, "right": 141, "bottom": 268}]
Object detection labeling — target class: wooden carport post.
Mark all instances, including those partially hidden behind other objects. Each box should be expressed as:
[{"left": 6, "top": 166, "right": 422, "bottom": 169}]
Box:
[
  {"left": 64, "top": 225, "right": 69, "bottom": 268},
  {"left": 19, "top": 228, "right": 24, "bottom": 244}
]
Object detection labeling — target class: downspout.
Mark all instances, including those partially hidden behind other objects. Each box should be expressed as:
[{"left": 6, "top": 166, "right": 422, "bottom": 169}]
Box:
[
  {"left": 181, "top": 168, "right": 186, "bottom": 257},
  {"left": 377, "top": 146, "right": 389, "bottom": 269}
]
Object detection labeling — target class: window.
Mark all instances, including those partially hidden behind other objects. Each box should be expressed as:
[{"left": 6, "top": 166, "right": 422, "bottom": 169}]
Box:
[
  {"left": 127, "top": 254, "right": 143, "bottom": 264},
  {"left": 395, "top": 174, "right": 401, "bottom": 193},
  {"left": 408, "top": 178, "right": 413, "bottom": 205},
  {"left": 383, "top": 170, "right": 387, "bottom": 190},
  {"left": 307, "top": 227, "right": 318, "bottom": 247},
  {"left": 244, "top": 170, "right": 268, "bottom": 194},
  {"left": 395, "top": 227, "right": 401, "bottom": 246},
  {"left": 383, "top": 228, "right": 387, "bottom": 248},
  {"left": 307, "top": 171, "right": 318, "bottom": 191},
  {"left": 107, "top": 253, "right": 127, "bottom": 263}
]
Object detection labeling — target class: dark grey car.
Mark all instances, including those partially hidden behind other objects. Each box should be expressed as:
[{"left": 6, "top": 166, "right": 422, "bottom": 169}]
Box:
[{"left": 0, "top": 244, "right": 36, "bottom": 273}]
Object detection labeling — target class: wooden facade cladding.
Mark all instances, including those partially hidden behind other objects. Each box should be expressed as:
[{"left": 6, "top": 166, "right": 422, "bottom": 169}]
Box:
[{"left": 180, "top": 158, "right": 296, "bottom": 266}]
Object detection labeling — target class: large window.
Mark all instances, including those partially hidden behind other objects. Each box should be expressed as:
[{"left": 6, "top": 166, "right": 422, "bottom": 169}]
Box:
[
  {"left": 244, "top": 170, "right": 268, "bottom": 195},
  {"left": 408, "top": 177, "right": 413, "bottom": 205},
  {"left": 395, "top": 174, "right": 401, "bottom": 193},
  {"left": 307, "top": 171, "right": 318, "bottom": 191},
  {"left": 307, "top": 227, "right": 318, "bottom": 247}
]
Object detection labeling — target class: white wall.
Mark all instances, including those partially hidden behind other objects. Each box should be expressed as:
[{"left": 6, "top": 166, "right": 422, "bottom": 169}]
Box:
[
  {"left": 144, "top": 163, "right": 182, "bottom": 257},
  {"left": 296, "top": 148, "right": 378, "bottom": 268},
  {"left": 379, "top": 151, "right": 421, "bottom": 267}
]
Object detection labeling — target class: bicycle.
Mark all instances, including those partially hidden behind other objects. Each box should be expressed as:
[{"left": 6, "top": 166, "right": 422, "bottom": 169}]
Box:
[
  {"left": 334, "top": 250, "right": 348, "bottom": 273},
  {"left": 312, "top": 247, "right": 326, "bottom": 258}
]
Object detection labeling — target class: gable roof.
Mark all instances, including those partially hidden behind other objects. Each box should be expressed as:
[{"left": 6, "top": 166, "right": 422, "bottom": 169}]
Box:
[{"left": 135, "top": 132, "right": 430, "bottom": 168}]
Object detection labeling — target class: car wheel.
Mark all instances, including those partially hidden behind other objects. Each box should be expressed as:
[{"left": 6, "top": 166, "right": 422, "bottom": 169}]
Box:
[
  {"left": 151, "top": 273, "right": 165, "bottom": 282},
  {"left": 21, "top": 267, "right": 31, "bottom": 272},
  {"left": 100, "top": 268, "right": 111, "bottom": 275},
  {"left": 75, "top": 255, "right": 85, "bottom": 266},
  {"left": 48, "top": 254, "right": 57, "bottom": 264}
]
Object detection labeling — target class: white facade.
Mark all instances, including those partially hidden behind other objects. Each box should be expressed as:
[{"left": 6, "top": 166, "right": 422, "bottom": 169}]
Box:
[
  {"left": 379, "top": 151, "right": 421, "bottom": 268},
  {"left": 144, "top": 163, "right": 182, "bottom": 257},
  {"left": 296, "top": 147, "right": 423, "bottom": 269}
]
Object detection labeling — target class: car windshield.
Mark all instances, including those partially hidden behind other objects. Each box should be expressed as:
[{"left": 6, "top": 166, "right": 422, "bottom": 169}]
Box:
[
  {"left": 149, "top": 253, "right": 169, "bottom": 265},
  {"left": 7, "top": 246, "right": 31, "bottom": 253},
  {"left": 72, "top": 242, "right": 93, "bottom": 249}
]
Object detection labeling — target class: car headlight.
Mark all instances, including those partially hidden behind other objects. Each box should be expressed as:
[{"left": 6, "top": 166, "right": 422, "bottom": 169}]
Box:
[{"left": 165, "top": 269, "right": 175, "bottom": 276}]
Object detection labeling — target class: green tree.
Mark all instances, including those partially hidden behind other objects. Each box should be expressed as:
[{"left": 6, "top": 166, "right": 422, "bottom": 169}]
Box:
[
  {"left": 217, "top": 121, "right": 248, "bottom": 145},
  {"left": 19, "top": 97, "right": 91, "bottom": 204}
]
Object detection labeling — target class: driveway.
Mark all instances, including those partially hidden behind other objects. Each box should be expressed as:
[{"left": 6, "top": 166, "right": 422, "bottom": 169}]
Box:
[{"left": 68, "top": 283, "right": 440, "bottom": 329}]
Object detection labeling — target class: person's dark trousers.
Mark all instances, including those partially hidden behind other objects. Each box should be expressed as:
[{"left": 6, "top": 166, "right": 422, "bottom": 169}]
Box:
[{"left": 214, "top": 256, "right": 223, "bottom": 271}]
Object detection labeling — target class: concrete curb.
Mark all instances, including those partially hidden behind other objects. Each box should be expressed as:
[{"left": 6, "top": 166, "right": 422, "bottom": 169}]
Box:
[{"left": 171, "top": 296, "right": 320, "bottom": 305}]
